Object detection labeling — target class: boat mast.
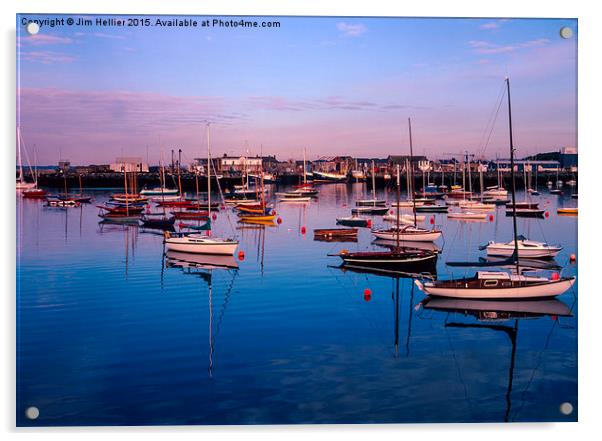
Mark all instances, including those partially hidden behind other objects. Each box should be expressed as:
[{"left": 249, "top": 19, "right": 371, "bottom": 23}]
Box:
[
  {"left": 372, "top": 160, "right": 376, "bottom": 202},
  {"left": 396, "top": 164, "right": 401, "bottom": 249},
  {"left": 408, "top": 118, "right": 417, "bottom": 227},
  {"left": 17, "top": 126, "right": 24, "bottom": 184},
  {"left": 303, "top": 148, "right": 307, "bottom": 185},
  {"left": 506, "top": 77, "right": 519, "bottom": 272},
  {"left": 207, "top": 122, "right": 211, "bottom": 225}
]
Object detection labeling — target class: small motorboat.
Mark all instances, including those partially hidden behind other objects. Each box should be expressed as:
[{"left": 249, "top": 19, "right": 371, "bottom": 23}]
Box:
[
  {"left": 351, "top": 206, "right": 389, "bottom": 215},
  {"left": 140, "top": 214, "right": 176, "bottom": 230},
  {"left": 391, "top": 200, "right": 425, "bottom": 208},
  {"left": 448, "top": 211, "right": 487, "bottom": 220},
  {"left": 278, "top": 195, "right": 311, "bottom": 203},
  {"left": 140, "top": 187, "right": 179, "bottom": 196},
  {"left": 355, "top": 199, "right": 387, "bottom": 207},
  {"left": 484, "top": 236, "right": 562, "bottom": 258},
  {"left": 313, "top": 228, "right": 358, "bottom": 242},
  {"left": 557, "top": 207, "right": 578, "bottom": 215},
  {"left": 171, "top": 210, "right": 209, "bottom": 220},
  {"left": 336, "top": 215, "right": 371, "bottom": 227},
  {"left": 415, "top": 204, "right": 449, "bottom": 213},
  {"left": 22, "top": 188, "right": 47, "bottom": 199},
  {"left": 505, "top": 208, "right": 545, "bottom": 218},
  {"left": 47, "top": 198, "right": 80, "bottom": 207}
]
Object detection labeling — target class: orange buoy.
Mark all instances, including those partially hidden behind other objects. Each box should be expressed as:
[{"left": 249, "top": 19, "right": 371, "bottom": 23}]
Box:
[
  {"left": 363, "top": 288, "right": 372, "bottom": 302},
  {"left": 277, "top": 217, "right": 282, "bottom": 224},
  {"left": 238, "top": 250, "right": 245, "bottom": 261},
  {"left": 301, "top": 226, "right": 306, "bottom": 234},
  {"left": 551, "top": 272, "right": 560, "bottom": 280},
  {"left": 570, "top": 253, "right": 576, "bottom": 263},
  {"left": 489, "top": 214, "right": 494, "bottom": 222}
]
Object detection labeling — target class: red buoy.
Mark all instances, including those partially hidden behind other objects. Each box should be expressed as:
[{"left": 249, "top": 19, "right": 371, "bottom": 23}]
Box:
[
  {"left": 212, "top": 213, "right": 217, "bottom": 221},
  {"left": 430, "top": 216, "right": 435, "bottom": 225},
  {"left": 363, "top": 288, "right": 372, "bottom": 302},
  {"left": 570, "top": 253, "right": 576, "bottom": 263},
  {"left": 277, "top": 217, "right": 282, "bottom": 224},
  {"left": 301, "top": 226, "right": 306, "bottom": 234},
  {"left": 489, "top": 214, "right": 494, "bottom": 222},
  {"left": 551, "top": 315, "right": 558, "bottom": 321},
  {"left": 551, "top": 272, "right": 560, "bottom": 280},
  {"left": 545, "top": 211, "right": 549, "bottom": 218},
  {"left": 221, "top": 204, "right": 226, "bottom": 210},
  {"left": 366, "top": 219, "right": 372, "bottom": 228},
  {"left": 238, "top": 250, "right": 245, "bottom": 261}
]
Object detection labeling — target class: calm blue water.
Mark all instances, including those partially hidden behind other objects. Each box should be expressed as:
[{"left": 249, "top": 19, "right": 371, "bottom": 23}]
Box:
[{"left": 16, "top": 183, "right": 577, "bottom": 426}]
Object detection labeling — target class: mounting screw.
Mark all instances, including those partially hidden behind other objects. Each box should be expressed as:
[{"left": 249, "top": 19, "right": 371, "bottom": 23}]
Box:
[
  {"left": 25, "top": 22, "right": 40, "bottom": 35},
  {"left": 559, "top": 27, "right": 573, "bottom": 39}
]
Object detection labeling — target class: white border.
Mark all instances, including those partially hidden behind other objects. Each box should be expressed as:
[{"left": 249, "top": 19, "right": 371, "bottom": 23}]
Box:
[{"left": 2, "top": 0, "right": 600, "bottom": 439}]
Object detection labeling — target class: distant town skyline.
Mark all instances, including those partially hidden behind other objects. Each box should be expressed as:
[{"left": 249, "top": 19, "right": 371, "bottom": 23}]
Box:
[{"left": 17, "top": 15, "right": 577, "bottom": 165}]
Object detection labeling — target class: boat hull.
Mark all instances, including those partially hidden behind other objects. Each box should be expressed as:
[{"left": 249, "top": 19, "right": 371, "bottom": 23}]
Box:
[
  {"left": 416, "top": 277, "right": 575, "bottom": 299},
  {"left": 372, "top": 229, "right": 442, "bottom": 242},
  {"left": 165, "top": 237, "right": 238, "bottom": 255}
]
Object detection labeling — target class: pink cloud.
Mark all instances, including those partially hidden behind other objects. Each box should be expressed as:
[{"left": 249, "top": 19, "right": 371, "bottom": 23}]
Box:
[
  {"left": 479, "top": 19, "right": 509, "bottom": 30},
  {"left": 20, "top": 51, "right": 76, "bottom": 64},
  {"left": 19, "top": 34, "right": 74, "bottom": 46}
]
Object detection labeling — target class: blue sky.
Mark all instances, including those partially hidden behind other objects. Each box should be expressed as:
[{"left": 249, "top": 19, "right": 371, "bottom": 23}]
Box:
[{"left": 17, "top": 15, "right": 577, "bottom": 164}]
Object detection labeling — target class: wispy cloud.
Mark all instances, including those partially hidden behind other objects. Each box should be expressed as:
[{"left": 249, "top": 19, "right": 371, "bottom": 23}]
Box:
[
  {"left": 336, "top": 22, "right": 367, "bottom": 37},
  {"left": 479, "top": 19, "right": 509, "bottom": 30},
  {"left": 21, "top": 51, "right": 76, "bottom": 64},
  {"left": 468, "top": 38, "right": 550, "bottom": 54},
  {"left": 19, "top": 34, "right": 73, "bottom": 46}
]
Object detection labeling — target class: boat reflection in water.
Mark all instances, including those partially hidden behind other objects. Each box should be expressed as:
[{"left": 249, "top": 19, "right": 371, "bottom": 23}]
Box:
[
  {"left": 418, "top": 296, "right": 573, "bottom": 422},
  {"left": 165, "top": 250, "right": 239, "bottom": 271},
  {"left": 165, "top": 250, "right": 239, "bottom": 377},
  {"left": 331, "top": 264, "right": 427, "bottom": 358}
]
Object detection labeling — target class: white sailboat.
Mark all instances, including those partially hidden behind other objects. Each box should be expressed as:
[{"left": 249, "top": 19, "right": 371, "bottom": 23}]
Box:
[
  {"left": 165, "top": 123, "right": 238, "bottom": 256},
  {"left": 16, "top": 127, "right": 36, "bottom": 190},
  {"left": 356, "top": 160, "right": 386, "bottom": 207},
  {"left": 416, "top": 77, "right": 575, "bottom": 299},
  {"left": 372, "top": 119, "right": 442, "bottom": 243}
]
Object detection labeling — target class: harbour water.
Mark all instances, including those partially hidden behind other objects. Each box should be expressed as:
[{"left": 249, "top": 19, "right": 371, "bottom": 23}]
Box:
[{"left": 16, "top": 183, "right": 578, "bottom": 425}]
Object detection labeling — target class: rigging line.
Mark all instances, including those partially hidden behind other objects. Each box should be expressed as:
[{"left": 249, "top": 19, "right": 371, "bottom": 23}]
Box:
[
  {"left": 477, "top": 81, "right": 507, "bottom": 157},
  {"left": 209, "top": 154, "right": 237, "bottom": 236},
  {"left": 475, "top": 82, "right": 505, "bottom": 153},
  {"left": 212, "top": 269, "right": 239, "bottom": 342},
  {"left": 443, "top": 316, "right": 476, "bottom": 420},
  {"left": 510, "top": 316, "right": 563, "bottom": 422}
]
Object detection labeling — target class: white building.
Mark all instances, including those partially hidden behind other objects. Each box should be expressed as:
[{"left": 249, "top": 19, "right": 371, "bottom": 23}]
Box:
[{"left": 109, "top": 157, "right": 149, "bottom": 173}]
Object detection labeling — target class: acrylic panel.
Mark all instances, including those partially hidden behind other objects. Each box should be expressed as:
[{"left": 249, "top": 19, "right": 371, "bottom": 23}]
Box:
[{"left": 16, "top": 14, "right": 578, "bottom": 426}]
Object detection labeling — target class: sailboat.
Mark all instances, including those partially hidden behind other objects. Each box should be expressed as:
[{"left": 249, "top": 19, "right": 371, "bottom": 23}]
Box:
[
  {"left": 550, "top": 166, "right": 562, "bottom": 194},
  {"left": 372, "top": 119, "right": 443, "bottom": 243},
  {"left": 16, "top": 126, "right": 37, "bottom": 190},
  {"left": 165, "top": 123, "right": 238, "bottom": 255},
  {"left": 329, "top": 122, "right": 438, "bottom": 273},
  {"left": 356, "top": 160, "right": 386, "bottom": 207},
  {"left": 415, "top": 78, "right": 575, "bottom": 299}
]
